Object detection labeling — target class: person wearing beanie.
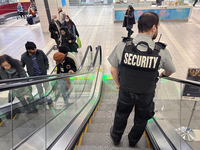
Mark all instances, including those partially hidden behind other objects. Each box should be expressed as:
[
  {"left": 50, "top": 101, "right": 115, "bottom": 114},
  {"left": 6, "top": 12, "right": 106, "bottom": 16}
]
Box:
[
  {"left": 58, "top": 45, "right": 78, "bottom": 69},
  {"left": 53, "top": 52, "right": 77, "bottom": 105}
]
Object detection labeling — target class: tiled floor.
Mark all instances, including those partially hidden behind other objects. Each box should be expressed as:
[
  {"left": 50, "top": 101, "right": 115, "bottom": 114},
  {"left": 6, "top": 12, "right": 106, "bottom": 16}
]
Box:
[{"left": 0, "top": 4, "right": 200, "bottom": 149}]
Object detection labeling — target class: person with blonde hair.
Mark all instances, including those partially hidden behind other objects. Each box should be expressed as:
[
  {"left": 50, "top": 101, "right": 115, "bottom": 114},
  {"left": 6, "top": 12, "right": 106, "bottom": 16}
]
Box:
[{"left": 25, "top": 7, "right": 36, "bottom": 25}]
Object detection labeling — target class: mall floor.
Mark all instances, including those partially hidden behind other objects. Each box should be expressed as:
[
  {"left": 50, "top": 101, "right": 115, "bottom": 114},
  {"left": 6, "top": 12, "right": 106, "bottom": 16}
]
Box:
[{"left": 0, "top": 3, "right": 200, "bottom": 149}]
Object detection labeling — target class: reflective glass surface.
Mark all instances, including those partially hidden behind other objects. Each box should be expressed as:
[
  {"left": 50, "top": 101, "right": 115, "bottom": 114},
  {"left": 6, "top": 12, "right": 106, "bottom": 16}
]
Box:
[
  {"left": 0, "top": 46, "right": 98, "bottom": 150},
  {"left": 154, "top": 78, "right": 200, "bottom": 149}
]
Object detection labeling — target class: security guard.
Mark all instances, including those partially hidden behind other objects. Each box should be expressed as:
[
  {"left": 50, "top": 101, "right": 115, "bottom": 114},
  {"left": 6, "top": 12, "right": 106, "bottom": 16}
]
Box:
[{"left": 108, "top": 12, "right": 176, "bottom": 147}]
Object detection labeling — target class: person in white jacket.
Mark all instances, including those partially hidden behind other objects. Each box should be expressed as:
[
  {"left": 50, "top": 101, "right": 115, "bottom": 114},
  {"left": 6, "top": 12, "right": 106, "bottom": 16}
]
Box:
[{"left": 58, "top": 7, "right": 66, "bottom": 24}]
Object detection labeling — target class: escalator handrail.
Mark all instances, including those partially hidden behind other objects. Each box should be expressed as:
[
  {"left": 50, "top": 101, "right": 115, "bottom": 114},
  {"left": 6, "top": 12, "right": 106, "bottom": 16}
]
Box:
[
  {"left": 162, "top": 76, "right": 200, "bottom": 87},
  {"left": 12, "top": 46, "right": 102, "bottom": 150},
  {"left": 0, "top": 46, "right": 100, "bottom": 92},
  {"left": 0, "top": 45, "right": 92, "bottom": 84}
]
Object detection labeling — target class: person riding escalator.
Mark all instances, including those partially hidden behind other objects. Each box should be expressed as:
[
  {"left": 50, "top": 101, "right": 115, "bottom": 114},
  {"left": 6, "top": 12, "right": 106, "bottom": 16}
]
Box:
[{"left": 0, "top": 54, "right": 37, "bottom": 114}]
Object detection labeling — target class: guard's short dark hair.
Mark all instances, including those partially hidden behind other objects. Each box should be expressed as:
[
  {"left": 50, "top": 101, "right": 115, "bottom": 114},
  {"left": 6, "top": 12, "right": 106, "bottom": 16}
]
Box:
[
  {"left": 138, "top": 12, "right": 159, "bottom": 33},
  {"left": 25, "top": 41, "right": 36, "bottom": 50}
]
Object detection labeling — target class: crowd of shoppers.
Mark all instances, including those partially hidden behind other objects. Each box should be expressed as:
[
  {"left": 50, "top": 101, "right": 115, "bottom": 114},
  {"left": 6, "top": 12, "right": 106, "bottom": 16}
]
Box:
[
  {"left": 0, "top": 5, "right": 80, "bottom": 114},
  {"left": 17, "top": 1, "right": 37, "bottom": 25},
  {"left": 0, "top": 38, "right": 77, "bottom": 113},
  {"left": 49, "top": 8, "right": 80, "bottom": 53}
]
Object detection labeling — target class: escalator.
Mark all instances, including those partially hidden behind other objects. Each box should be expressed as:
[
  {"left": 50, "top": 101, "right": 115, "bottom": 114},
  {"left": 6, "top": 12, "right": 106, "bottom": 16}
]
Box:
[
  {"left": 0, "top": 45, "right": 197, "bottom": 150},
  {"left": 76, "top": 77, "right": 150, "bottom": 150},
  {"left": 0, "top": 45, "right": 94, "bottom": 150}
]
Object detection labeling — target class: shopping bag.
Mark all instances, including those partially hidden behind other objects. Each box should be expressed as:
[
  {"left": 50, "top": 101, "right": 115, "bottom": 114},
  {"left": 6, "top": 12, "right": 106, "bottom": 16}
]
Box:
[{"left": 77, "top": 36, "right": 82, "bottom": 48}]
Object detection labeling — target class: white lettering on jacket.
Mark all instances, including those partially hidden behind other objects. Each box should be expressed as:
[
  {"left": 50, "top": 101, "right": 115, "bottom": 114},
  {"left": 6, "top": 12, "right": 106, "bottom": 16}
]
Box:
[{"left": 124, "top": 53, "right": 159, "bottom": 69}]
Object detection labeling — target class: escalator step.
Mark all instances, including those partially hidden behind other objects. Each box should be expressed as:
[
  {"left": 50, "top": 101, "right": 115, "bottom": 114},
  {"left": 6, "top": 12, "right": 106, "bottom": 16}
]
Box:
[
  {"left": 94, "top": 111, "right": 135, "bottom": 118},
  {"left": 91, "top": 116, "right": 134, "bottom": 124},
  {"left": 76, "top": 146, "right": 150, "bottom": 150},
  {"left": 100, "top": 99, "right": 118, "bottom": 104},
  {"left": 87, "top": 124, "right": 133, "bottom": 134},
  {"left": 97, "top": 104, "right": 117, "bottom": 111},
  {"left": 81, "top": 133, "right": 149, "bottom": 149},
  {"left": 102, "top": 85, "right": 118, "bottom": 91},
  {"left": 101, "top": 93, "right": 118, "bottom": 100},
  {"left": 103, "top": 80, "right": 117, "bottom": 84},
  {"left": 94, "top": 111, "right": 115, "bottom": 117}
]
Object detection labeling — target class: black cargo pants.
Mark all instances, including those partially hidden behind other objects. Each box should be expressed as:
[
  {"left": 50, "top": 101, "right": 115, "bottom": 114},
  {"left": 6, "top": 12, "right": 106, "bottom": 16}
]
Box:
[{"left": 111, "top": 89, "right": 155, "bottom": 145}]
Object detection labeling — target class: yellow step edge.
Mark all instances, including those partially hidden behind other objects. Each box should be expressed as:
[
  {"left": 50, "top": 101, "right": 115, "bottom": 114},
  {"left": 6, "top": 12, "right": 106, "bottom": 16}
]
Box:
[
  {"left": 74, "top": 91, "right": 103, "bottom": 150},
  {"left": 144, "top": 131, "right": 152, "bottom": 149},
  {"left": 0, "top": 121, "right": 3, "bottom": 126},
  {"left": 13, "top": 114, "right": 18, "bottom": 120}
]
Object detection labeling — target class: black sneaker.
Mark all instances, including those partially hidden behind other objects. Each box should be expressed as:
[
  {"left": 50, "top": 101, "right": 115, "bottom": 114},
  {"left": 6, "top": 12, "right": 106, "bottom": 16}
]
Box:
[
  {"left": 129, "top": 142, "right": 136, "bottom": 147},
  {"left": 110, "top": 126, "right": 120, "bottom": 146},
  {"left": 128, "top": 135, "right": 137, "bottom": 147}
]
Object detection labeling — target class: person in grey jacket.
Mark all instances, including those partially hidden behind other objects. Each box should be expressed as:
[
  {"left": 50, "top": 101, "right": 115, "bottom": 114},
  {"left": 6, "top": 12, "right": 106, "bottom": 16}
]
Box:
[
  {"left": 123, "top": 5, "right": 136, "bottom": 38},
  {"left": 0, "top": 54, "right": 37, "bottom": 113},
  {"left": 58, "top": 7, "right": 66, "bottom": 24},
  {"left": 21, "top": 41, "right": 53, "bottom": 106}
]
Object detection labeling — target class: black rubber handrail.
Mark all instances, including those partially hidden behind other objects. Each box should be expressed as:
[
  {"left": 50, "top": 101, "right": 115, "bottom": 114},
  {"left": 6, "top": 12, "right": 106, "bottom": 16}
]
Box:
[
  {"left": 0, "top": 46, "right": 99, "bottom": 92},
  {"left": 163, "top": 76, "right": 200, "bottom": 87},
  {"left": 0, "top": 45, "right": 92, "bottom": 84}
]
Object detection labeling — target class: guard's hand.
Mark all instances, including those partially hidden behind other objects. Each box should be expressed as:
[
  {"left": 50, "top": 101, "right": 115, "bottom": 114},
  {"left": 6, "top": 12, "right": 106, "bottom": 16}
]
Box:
[
  {"left": 59, "top": 38, "right": 61, "bottom": 41},
  {"left": 116, "top": 84, "right": 120, "bottom": 90},
  {"left": 69, "top": 70, "right": 74, "bottom": 74},
  {"left": 159, "top": 71, "right": 166, "bottom": 78},
  {"left": 68, "top": 40, "right": 72, "bottom": 43},
  {"left": 159, "top": 73, "right": 163, "bottom": 78},
  {"left": 125, "top": 15, "right": 128, "bottom": 17},
  {"left": 55, "top": 31, "right": 58, "bottom": 34}
]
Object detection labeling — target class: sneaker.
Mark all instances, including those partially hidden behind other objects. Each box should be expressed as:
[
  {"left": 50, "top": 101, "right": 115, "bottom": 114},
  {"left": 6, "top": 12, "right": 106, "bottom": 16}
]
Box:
[
  {"left": 110, "top": 126, "right": 120, "bottom": 146},
  {"left": 129, "top": 142, "right": 136, "bottom": 147},
  {"left": 128, "top": 135, "right": 137, "bottom": 147}
]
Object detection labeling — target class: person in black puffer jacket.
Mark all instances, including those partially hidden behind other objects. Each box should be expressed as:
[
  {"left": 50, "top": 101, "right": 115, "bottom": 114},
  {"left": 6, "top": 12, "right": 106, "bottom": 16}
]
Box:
[{"left": 59, "top": 27, "right": 78, "bottom": 53}]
